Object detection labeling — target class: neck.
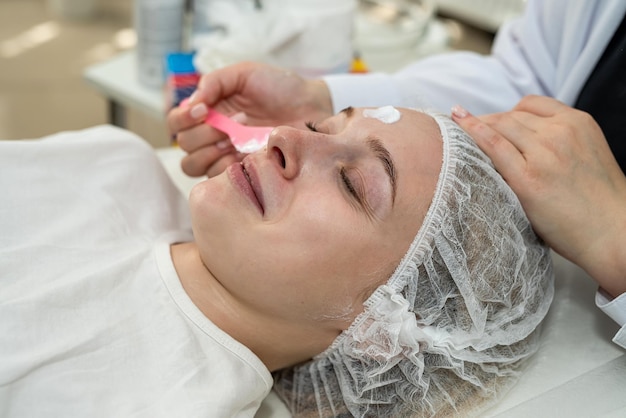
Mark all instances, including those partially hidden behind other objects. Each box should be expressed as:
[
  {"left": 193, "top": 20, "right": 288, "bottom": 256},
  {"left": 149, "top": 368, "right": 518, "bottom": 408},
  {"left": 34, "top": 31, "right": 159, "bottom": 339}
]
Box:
[{"left": 170, "top": 242, "right": 339, "bottom": 371}]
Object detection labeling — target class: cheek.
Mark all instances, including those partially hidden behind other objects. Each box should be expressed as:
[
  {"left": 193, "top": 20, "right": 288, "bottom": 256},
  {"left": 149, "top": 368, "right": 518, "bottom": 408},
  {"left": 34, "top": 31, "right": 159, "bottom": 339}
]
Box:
[
  {"left": 189, "top": 183, "right": 213, "bottom": 233},
  {"left": 189, "top": 180, "right": 225, "bottom": 219},
  {"left": 188, "top": 180, "right": 248, "bottom": 266},
  {"left": 242, "top": 197, "right": 378, "bottom": 287},
  {"left": 189, "top": 183, "right": 224, "bottom": 239}
]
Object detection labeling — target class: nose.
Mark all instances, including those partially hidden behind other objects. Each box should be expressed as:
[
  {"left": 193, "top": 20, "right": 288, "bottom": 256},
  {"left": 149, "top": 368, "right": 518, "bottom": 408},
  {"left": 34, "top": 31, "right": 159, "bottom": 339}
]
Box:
[{"left": 266, "top": 125, "right": 337, "bottom": 180}]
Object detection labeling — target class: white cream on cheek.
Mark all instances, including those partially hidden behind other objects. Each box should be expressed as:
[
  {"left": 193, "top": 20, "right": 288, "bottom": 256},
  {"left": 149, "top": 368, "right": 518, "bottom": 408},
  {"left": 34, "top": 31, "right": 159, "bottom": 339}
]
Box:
[{"left": 362, "top": 106, "right": 401, "bottom": 124}]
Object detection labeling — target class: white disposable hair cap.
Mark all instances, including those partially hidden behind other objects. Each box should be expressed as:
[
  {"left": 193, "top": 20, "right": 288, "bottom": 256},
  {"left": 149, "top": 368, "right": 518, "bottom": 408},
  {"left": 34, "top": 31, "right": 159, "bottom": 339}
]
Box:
[{"left": 274, "top": 111, "right": 554, "bottom": 418}]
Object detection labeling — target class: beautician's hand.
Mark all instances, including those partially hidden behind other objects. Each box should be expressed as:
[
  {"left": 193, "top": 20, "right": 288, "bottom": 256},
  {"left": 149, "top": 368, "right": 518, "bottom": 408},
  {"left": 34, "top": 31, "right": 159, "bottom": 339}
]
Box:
[
  {"left": 452, "top": 95, "right": 626, "bottom": 297},
  {"left": 167, "top": 61, "right": 333, "bottom": 177}
]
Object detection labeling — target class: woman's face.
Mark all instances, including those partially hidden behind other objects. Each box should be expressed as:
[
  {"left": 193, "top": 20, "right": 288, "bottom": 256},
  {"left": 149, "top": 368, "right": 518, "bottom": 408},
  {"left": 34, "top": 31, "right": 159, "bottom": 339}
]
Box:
[{"left": 189, "top": 107, "right": 442, "bottom": 331}]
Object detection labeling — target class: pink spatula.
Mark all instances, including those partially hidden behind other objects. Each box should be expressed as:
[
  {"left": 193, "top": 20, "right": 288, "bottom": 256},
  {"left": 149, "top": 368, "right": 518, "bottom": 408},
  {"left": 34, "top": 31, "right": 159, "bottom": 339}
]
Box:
[{"left": 181, "top": 98, "right": 274, "bottom": 153}]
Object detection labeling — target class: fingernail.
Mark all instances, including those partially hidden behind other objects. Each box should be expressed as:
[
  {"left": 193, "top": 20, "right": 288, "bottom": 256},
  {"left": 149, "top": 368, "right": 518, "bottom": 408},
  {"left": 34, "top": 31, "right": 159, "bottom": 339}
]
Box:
[
  {"left": 190, "top": 103, "right": 208, "bottom": 119},
  {"left": 215, "top": 139, "right": 231, "bottom": 149},
  {"left": 188, "top": 90, "right": 197, "bottom": 103},
  {"left": 451, "top": 105, "right": 469, "bottom": 118}
]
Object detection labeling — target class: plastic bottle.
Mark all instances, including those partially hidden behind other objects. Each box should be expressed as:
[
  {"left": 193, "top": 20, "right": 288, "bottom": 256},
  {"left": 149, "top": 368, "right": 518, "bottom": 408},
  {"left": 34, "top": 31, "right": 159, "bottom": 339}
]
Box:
[{"left": 134, "top": 0, "right": 186, "bottom": 88}]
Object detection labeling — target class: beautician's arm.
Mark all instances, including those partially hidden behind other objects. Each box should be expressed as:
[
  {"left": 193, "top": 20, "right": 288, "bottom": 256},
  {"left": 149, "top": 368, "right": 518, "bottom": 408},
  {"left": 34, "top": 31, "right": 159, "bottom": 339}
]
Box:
[
  {"left": 167, "top": 61, "right": 332, "bottom": 178},
  {"left": 452, "top": 95, "right": 626, "bottom": 298}
]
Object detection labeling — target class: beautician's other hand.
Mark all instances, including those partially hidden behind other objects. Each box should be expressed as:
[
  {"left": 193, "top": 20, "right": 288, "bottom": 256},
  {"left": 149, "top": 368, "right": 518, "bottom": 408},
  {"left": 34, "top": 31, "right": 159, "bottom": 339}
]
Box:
[
  {"left": 167, "top": 61, "right": 333, "bottom": 178},
  {"left": 453, "top": 95, "right": 626, "bottom": 297}
]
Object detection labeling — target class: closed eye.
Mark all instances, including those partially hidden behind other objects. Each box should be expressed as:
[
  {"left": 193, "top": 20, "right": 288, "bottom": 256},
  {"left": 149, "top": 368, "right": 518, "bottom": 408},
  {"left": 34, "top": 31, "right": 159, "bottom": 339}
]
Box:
[
  {"left": 306, "top": 118, "right": 376, "bottom": 216},
  {"left": 340, "top": 167, "right": 359, "bottom": 200},
  {"left": 305, "top": 121, "right": 318, "bottom": 132},
  {"left": 340, "top": 167, "right": 376, "bottom": 218}
]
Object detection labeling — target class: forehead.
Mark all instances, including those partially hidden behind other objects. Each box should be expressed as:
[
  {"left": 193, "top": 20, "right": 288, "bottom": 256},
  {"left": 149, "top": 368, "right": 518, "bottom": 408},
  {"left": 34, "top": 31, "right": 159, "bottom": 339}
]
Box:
[{"left": 345, "top": 107, "right": 442, "bottom": 144}]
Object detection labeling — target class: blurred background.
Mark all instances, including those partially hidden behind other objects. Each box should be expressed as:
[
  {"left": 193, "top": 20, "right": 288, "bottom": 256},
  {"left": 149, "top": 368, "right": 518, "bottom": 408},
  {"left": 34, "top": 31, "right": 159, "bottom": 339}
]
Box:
[
  {"left": 0, "top": 0, "right": 519, "bottom": 146},
  {"left": 0, "top": 0, "right": 159, "bottom": 141}
]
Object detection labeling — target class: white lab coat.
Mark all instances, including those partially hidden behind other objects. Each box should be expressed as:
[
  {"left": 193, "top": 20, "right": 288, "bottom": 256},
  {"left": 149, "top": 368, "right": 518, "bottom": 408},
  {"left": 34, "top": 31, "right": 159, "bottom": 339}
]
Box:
[
  {"left": 324, "top": 0, "right": 626, "bottom": 350},
  {"left": 325, "top": 0, "right": 626, "bottom": 115}
]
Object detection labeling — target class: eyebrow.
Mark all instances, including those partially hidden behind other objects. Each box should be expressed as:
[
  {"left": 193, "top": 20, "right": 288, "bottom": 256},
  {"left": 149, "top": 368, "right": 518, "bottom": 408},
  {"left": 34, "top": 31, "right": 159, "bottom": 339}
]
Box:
[
  {"left": 340, "top": 106, "right": 354, "bottom": 117},
  {"left": 340, "top": 106, "right": 397, "bottom": 206}
]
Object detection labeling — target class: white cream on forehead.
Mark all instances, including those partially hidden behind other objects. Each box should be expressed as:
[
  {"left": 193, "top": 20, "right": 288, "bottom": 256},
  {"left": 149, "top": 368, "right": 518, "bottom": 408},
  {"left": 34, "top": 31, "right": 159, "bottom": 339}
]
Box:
[{"left": 362, "top": 106, "right": 401, "bottom": 124}]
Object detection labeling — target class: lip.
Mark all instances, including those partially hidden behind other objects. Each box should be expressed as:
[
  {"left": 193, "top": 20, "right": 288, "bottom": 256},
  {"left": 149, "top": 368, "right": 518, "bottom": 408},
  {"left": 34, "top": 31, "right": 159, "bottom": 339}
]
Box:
[{"left": 227, "top": 160, "right": 265, "bottom": 214}]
